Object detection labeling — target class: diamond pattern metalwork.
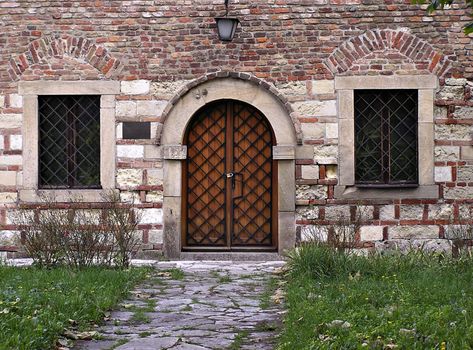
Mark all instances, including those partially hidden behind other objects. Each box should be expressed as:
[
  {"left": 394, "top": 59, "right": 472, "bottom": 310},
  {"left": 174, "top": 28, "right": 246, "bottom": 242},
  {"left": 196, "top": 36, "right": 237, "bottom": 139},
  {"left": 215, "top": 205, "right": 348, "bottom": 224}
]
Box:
[
  {"left": 232, "top": 102, "right": 273, "bottom": 246},
  {"left": 38, "top": 95, "right": 101, "bottom": 188},
  {"left": 185, "top": 100, "right": 274, "bottom": 248},
  {"left": 355, "top": 90, "right": 418, "bottom": 186},
  {"left": 186, "top": 104, "right": 227, "bottom": 246}
]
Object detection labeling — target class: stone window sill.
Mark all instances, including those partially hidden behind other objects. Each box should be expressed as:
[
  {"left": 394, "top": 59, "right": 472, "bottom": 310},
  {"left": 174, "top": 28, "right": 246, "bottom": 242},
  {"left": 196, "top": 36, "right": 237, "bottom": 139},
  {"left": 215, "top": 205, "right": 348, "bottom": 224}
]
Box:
[
  {"left": 19, "top": 189, "right": 119, "bottom": 203},
  {"left": 334, "top": 185, "right": 439, "bottom": 200}
]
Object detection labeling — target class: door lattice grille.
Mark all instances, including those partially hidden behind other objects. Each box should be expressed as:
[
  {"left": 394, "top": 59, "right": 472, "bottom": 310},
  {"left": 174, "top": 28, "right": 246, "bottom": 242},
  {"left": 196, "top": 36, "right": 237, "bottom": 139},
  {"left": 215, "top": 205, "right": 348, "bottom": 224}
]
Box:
[
  {"left": 232, "top": 102, "right": 273, "bottom": 246},
  {"left": 354, "top": 90, "right": 418, "bottom": 186},
  {"left": 184, "top": 100, "right": 275, "bottom": 249},
  {"left": 186, "top": 104, "right": 227, "bottom": 246},
  {"left": 39, "top": 95, "right": 101, "bottom": 188}
]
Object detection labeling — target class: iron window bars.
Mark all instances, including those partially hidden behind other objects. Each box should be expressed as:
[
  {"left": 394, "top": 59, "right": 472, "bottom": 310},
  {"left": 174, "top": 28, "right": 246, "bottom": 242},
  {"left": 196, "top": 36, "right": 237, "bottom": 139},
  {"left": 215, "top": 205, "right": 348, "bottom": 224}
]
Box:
[
  {"left": 354, "top": 90, "right": 418, "bottom": 187},
  {"left": 38, "top": 95, "right": 101, "bottom": 189}
]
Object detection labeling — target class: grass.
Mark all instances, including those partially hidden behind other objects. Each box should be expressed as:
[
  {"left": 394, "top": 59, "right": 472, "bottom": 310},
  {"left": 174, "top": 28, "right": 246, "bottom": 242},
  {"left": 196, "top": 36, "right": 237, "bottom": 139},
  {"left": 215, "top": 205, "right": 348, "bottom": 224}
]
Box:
[
  {"left": 0, "top": 265, "right": 149, "bottom": 350},
  {"left": 166, "top": 268, "right": 185, "bottom": 280},
  {"left": 229, "top": 329, "right": 250, "bottom": 350},
  {"left": 279, "top": 244, "right": 473, "bottom": 349},
  {"left": 260, "top": 276, "right": 278, "bottom": 309},
  {"left": 130, "top": 309, "right": 151, "bottom": 324}
]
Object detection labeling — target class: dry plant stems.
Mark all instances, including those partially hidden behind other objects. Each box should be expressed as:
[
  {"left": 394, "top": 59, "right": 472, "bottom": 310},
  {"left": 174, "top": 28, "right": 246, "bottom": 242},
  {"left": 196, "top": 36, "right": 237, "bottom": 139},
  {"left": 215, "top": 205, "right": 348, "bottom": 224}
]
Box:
[
  {"left": 446, "top": 207, "right": 473, "bottom": 258},
  {"left": 12, "top": 192, "right": 142, "bottom": 268},
  {"left": 303, "top": 205, "right": 370, "bottom": 254},
  {"left": 101, "top": 190, "right": 142, "bottom": 268}
]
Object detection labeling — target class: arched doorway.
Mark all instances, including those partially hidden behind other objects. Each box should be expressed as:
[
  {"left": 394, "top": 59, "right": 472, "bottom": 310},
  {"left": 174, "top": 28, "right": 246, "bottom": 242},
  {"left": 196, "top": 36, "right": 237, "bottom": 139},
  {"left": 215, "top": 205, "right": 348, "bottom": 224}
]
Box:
[{"left": 182, "top": 100, "right": 277, "bottom": 251}]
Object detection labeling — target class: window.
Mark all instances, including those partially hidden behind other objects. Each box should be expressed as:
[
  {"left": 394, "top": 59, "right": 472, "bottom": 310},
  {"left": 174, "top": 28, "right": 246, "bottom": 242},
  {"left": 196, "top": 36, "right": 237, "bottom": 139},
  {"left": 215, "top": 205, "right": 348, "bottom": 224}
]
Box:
[
  {"left": 354, "top": 90, "right": 418, "bottom": 187},
  {"left": 334, "top": 75, "right": 438, "bottom": 200},
  {"left": 19, "top": 81, "right": 119, "bottom": 202},
  {"left": 39, "top": 96, "right": 101, "bottom": 188}
]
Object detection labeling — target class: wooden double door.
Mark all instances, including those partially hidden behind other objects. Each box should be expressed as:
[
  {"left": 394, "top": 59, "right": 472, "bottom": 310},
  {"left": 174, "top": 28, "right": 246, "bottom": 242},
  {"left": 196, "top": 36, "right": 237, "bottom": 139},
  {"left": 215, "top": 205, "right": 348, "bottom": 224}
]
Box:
[{"left": 182, "top": 100, "right": 277, "bottom": 251}]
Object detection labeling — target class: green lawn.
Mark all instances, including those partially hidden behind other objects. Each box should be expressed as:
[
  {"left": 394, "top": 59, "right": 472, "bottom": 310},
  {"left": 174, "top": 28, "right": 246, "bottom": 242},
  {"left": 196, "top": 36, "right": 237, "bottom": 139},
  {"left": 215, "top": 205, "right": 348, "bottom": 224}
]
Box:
[
  {"left": 279, "top": 245, "right": 473, "bottom": 349},
  {"left": 0, "top": 265, "right": 149, "bottom": 350}
]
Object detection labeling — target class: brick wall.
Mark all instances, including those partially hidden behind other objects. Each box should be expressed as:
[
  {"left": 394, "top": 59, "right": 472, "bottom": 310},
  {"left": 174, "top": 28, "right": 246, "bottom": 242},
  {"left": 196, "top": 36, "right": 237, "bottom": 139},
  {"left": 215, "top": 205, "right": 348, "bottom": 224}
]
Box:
[{"left": 0, "top": 0, "right": 472, "bottom": 256}]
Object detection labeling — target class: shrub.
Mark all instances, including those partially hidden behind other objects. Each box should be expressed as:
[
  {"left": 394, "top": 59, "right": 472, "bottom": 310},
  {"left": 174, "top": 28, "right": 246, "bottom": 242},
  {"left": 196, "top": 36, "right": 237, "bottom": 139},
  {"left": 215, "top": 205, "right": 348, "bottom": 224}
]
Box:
[{"left": 12, "top": 191, "right": 141, "bottom": 269}]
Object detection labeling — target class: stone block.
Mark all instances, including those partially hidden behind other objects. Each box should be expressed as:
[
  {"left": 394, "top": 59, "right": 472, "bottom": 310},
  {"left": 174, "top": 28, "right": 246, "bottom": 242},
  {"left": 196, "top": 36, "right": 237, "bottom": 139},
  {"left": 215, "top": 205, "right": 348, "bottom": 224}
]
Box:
[
  {"left": 296, "top": 206, "right": 319, "bottom": 220},
  {"left": 325, "top": 123, "right": 338, "bottom": 138},
  {"left": 434, "top": 166, "right": 452, "bottom": 182},
  {"left": 434, "top": 146, "right": 460, "bottom": 161},
  {"left": 359, "top": 226, "right": 384, "bottom": 241},
  {"left": 9, "top": 135, "right": 22, "bottom": 150},
  {"left": 301, "top": 123, "right": 325, "bottom": 139},
  {"left": 116, "top": 169, "right": 142, "bottom": 187},
  {"left": 301, "top": 165, "right": 319, "bottom": 179},
  {"left": 144, "top": 145, "right": 162, "bottom": 159},
  {"left": 445, "top": 78, "right": 468, "bottom": 86},
  {"left": 120, "top": 191, "right": 141, "bottom": 204},
  {"left": 0, "top": 192, "right": 17, "bottom": 203},
  {"left": 151, "top": 80, "right": 188, "bottom": 97},
  {"left": 0, "top": 155, "right": 21, "bottom": 165},
  {"left": 148, "top": 229, "right": 163, "bottom": 244},
  {"left": 117, "top": 145, "right": 144, "bottom": 158},
  {"left": 140, "top": 208, "right": 163, "bottom": 224},
  {"left": 380, "top": 205, "right": 395, "bottom": 220},
  {"left": 444, "top": 186, "right": 473, "bottom": 199},
  {"left": 325, "top": 205, "right": 351, "bottom": 220},
  {"left": 313, "top": 80, "right": 335, "bottom": 94},
  {"left": 145, "top": 191, "right": 163, "bottom": 202},
  {"left": 457, "top": 166, "right": 473, "bottom": 182},
  {"left": 276, "top": 81, "right": 307, "bottom": 96},
  {"left": 162, "top": 145, "right": 186, "bottom": 160},
  {"left": 121, "top": 80, "right": 150, "bottom": 95},
  {"left": 9, "top": 94, "right": 22, "bottom": 108},
  {"left": 0, "top": 114, "right": 22, "bottom": 129},
  {"left": 295, "top": 100, "right": 336, "bottom": 117},
  {"left": 429, "top": 204, "right": 454, "bottom": 220},
  {"left": 461, "top": 146, "right": 473, "bottom": 160},
  {"left": 137, "top": 100, "right": 167, "bottom": 116},
  {"left": 0, "top": 230, "right": 20, "bottom": 246},
  {"left": 116, "top": 101, "right": 137, "bottom": 117},
  {"left": 273, "top": 145, "right": 295, "bottom": 160},
  {"left": 454, "top": 106, "right": 473, "bottom": 119},
  {"left": 389, "top": 225, "right": 439, "bottom": 239},
  {"left": 0, "top": 135, "right": 3, "bottom": 150},
  {"left": 147, "top": 168, "right": 163, "bottom": 186},
  {"left": 435, "top": 125, "right": 471, "bottom": 141},
  {"left": 459, "top": 204, "right": 473, "bottom": 218},
  {"left": 296, "top": 185, "right": 327, "bottom": 200},
  {"left": 313, "top": 144, "right": 338, "bottom": 164},
  {"left": 400, "top": 205, "right": 424, "bottom": 220},
  {"left": 437, "top": 85, "right": 464, "bottom": 100},
  {"left": 295, "top": 145, "right": 314, "bottom": 160},
  {"left": 0, "top": 96, "right": 4, "bottom": 107}
]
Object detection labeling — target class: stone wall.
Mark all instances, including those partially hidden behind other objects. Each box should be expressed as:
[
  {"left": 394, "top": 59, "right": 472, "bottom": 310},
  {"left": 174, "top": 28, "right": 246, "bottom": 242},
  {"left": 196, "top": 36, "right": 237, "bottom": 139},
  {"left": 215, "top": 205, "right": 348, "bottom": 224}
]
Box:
[{"left": 0, "top": 0, "right": 472, "bottom": 257}]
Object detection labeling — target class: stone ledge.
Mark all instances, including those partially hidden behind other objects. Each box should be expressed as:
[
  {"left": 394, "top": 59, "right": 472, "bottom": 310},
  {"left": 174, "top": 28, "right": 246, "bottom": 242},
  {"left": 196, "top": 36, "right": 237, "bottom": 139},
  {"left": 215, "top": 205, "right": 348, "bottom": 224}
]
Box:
[
  {"left": 334, "top": 185, "right": 439, "bottom": 200},
  {"left": 335, "top": 75, "right": 438, "bottom": 90},
  {"left": 162, "top": 145, "right": 187, "bottom": 160},
  {"left": 19, "top": 189, "right": 119, "bottom": 202},
  {"left": 273, "top": 145, "right": 295, "bottom": 160},
  {"left": 19, "top": 81, "right": 121, "bottom": 95}
]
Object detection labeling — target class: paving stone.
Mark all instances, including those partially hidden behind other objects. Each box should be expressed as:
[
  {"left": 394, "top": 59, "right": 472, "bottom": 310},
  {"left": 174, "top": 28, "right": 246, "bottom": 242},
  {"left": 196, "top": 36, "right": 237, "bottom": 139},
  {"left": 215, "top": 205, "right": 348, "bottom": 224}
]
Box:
[{"left": 74, "top": 261, "right": 284, "bottom": 350}]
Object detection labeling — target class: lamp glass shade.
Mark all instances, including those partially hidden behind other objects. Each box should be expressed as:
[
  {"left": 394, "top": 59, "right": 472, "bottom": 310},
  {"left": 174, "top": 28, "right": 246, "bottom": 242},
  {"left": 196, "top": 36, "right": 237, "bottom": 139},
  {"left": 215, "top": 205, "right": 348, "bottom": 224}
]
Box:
[{"left": 215, "top": 17, "right": 239, "bottom": 41}]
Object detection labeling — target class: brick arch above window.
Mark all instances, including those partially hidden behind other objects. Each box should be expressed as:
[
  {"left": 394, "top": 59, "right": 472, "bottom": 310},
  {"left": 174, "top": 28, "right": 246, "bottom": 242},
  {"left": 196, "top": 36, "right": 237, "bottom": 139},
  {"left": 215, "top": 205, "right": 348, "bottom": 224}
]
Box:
[
  {"left": 156, "top": 71, "right": 303, "bottom": 146},
  {"left": 8, "top": 35, "right": 124, "bottom": 81},
  {"left": 325, "top": 29, "right": 452, "bottom": 77}
]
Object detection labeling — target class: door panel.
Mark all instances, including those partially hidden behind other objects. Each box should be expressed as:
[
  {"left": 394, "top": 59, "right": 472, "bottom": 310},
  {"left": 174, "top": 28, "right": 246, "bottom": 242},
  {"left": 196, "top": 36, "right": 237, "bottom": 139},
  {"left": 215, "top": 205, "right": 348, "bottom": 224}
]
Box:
[{"left": 183, "top": 100, "right": 276, "bottom": 250}]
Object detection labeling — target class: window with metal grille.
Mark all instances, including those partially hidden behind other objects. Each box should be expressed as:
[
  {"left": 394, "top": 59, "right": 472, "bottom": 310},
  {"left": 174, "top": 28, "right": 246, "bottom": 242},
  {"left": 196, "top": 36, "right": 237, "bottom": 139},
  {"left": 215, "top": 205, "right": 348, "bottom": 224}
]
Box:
[
  {"left": 354, "top": 90, "right": 418, "bottom": 187},
  {"left": 38, "top": 95, "right": 101, "bottom": 188}
]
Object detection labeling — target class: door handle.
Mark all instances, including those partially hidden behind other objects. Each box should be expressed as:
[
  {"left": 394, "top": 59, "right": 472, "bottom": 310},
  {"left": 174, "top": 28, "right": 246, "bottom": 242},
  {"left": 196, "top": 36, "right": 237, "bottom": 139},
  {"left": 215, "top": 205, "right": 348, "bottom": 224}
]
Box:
[{"left": 233, "top": 172, "right": 243, "bottom": 199}]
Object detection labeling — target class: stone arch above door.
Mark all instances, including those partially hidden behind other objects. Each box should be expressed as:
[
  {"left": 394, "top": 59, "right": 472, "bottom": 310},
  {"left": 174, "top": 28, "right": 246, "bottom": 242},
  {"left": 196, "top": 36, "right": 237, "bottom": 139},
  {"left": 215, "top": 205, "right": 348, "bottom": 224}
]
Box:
[
  {"left": 158, "top": 73, "right": 302, "bottom": 146},
  {"left": 159, "top": 74, "right": 297, "bottom": 259}
]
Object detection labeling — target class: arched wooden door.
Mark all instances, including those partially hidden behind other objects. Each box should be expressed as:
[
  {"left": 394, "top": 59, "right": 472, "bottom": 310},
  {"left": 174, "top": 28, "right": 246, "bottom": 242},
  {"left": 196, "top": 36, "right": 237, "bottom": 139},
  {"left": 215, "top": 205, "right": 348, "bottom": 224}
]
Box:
[{"left": 182, "top": 100, "right": 277, "bottom": 251}]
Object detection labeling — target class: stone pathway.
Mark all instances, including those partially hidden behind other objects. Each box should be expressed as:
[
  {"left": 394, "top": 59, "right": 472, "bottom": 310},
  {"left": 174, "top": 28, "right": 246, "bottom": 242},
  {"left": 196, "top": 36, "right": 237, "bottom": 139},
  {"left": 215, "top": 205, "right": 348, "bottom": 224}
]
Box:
[{"left": 73, "top": 261, "right": 285, "bottom": 350}]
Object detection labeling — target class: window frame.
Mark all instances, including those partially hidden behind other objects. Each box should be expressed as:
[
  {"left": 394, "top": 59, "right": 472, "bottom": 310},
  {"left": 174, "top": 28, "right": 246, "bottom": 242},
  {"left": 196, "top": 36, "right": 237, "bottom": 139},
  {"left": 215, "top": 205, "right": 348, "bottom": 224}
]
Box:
[
  {"left": 334, "top": 75, "right": 438, "bottom": 200},
  {"left": 19, "top": 81, "right": 119, "bottom": 202}
]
